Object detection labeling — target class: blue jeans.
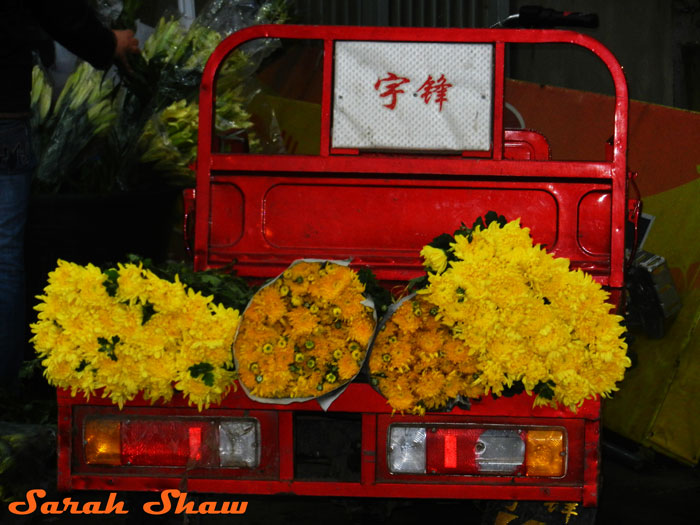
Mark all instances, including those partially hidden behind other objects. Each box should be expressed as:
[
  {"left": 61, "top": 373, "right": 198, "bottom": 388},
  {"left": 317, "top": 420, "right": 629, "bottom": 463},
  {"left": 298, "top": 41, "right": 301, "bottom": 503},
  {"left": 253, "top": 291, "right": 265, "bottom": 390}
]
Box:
[{"left": 0, "top": 119, "right": 35, "bottom": 386}]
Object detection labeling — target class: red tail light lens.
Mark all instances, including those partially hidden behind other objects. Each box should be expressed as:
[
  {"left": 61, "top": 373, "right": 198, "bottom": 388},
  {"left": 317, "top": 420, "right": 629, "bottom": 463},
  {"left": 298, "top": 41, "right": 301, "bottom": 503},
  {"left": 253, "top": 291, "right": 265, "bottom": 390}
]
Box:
[{"left": 121, "top": 420, "right": 217, "bottom": 467}]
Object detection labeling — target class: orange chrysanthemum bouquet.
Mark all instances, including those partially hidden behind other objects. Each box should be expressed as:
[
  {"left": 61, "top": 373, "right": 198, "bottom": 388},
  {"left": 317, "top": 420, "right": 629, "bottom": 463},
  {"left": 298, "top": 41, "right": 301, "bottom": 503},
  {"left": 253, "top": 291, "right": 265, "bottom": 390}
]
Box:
[{"left": 234, "top": 260, "right": 376, "bottom": 404}]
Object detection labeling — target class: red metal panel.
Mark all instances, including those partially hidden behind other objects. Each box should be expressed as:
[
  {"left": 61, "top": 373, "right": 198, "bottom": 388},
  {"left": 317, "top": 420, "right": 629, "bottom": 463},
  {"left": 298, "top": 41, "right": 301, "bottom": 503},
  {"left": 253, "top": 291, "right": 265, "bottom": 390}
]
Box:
[
  {"left": 578, "top": 191, "right": 612, "bottom": 255},
  {"left": 204, "top": 175, "right": 613, "bottom": 284},
  {"left": 503, "top": 130, "right": 551, "bottom": 160},
  {"left": 583, "top": 418, "right": 601, "bottom": 507},
  {"left": 493, "top": 42, "right": 506, "bottom": 160},
  {"left": 208, "top": 155, "right": 614, "bottom": 179},
  {"left": 67, "top": 475, "right": 587, "bottom": 502},
  {"left": 57, "top": 385, "right": 601, "bottom": 420},
  {"left": 57, "top": 396, "right": 73, "bottom": 492},
  {"left": 320, "top": 38, "right": 333, "bottom": 156},
  {"left": 195, "top": 25, "right": 628, "bottom": 289},
  {"left": 261, "top": 185, "right": 558, "bottom": 249},
  {"left": 69, "top": 477, "right": 587, "bottom": 503},
  {"left": 278, "top": 412, "right": 294, "bottom": 481},
  {"left": 361, "top": 414, "right": 377, "bottom": 486}
]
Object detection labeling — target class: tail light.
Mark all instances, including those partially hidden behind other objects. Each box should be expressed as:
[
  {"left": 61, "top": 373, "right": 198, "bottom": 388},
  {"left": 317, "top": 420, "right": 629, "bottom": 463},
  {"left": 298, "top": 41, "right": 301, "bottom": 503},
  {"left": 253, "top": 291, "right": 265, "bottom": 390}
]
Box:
[
  {"left": 388, "top": 424, "right": 566, "bottom": 477},
  {"left": 84, "top": 417, "right": 260, "bottom": 468}
]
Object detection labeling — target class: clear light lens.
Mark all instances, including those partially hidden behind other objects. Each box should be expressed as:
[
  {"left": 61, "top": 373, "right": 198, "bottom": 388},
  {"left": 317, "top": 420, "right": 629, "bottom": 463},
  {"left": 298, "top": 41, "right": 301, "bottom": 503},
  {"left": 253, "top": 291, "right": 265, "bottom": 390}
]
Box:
[
  {"left": 388, "top": 426, "right": 426, "bottom": 474},
  {"left": 219, "top": 419, "right": 260, "bottom": 468},
  {"left": 475, "top": 429, "right": 526, "bottom": 474}
]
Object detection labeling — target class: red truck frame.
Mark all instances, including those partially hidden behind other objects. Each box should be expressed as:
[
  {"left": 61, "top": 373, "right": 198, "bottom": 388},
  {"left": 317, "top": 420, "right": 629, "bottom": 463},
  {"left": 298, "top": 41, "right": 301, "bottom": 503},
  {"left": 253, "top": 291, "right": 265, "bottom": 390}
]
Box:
[{"left": 57, "top": 24, "right": 630, "bottom": 509}]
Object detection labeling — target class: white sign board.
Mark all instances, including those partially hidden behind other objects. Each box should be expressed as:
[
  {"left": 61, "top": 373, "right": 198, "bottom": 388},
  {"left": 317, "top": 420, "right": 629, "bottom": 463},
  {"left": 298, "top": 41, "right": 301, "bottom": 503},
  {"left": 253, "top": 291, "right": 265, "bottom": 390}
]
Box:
[{"left": 332, "top": 41, "right": 493, "bottom": 152}]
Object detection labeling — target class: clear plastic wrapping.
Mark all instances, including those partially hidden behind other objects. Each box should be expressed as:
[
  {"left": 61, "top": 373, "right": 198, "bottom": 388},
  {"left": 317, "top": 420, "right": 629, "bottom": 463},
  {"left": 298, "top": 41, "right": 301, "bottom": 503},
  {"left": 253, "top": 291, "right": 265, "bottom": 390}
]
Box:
[{"left": 31, "top": 0, "right": 289, "bottom": 193}]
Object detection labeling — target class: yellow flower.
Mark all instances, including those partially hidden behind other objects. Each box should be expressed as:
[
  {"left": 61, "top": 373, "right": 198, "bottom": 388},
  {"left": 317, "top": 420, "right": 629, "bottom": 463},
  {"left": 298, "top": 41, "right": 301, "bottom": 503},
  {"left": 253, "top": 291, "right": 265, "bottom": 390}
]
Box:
[
  {"left": 30, "top": 261, "right": 241, "bottom": 411},
  {"left": 284, "top": 307, "right": 319, "bottom": 338},
  {"left": 414, "top": 369, "right": 446, "bottom": 400},
  {"left": 420, "top": 245, "right": 448, "bottom": 273},
  {"left": 253, "top": 285, "right": 288, "bottom": 325},
  {"left": 337, "top": 352, "right": 360, "bottom": 380},
  {"left": 416, "top": 219, "right": 631, "bottom": 410}
]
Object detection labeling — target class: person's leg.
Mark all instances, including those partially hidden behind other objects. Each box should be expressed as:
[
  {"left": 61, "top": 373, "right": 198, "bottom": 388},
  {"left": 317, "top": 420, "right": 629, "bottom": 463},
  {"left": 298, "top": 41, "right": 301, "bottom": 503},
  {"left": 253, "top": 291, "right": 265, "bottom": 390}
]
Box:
[{"left": 0, "top": 119, "right": 36, "bottom": 386}]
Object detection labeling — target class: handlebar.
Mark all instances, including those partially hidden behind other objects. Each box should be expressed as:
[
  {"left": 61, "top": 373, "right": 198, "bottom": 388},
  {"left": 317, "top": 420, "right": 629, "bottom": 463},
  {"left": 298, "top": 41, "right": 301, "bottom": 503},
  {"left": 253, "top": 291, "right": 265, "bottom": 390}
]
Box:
[{"left": 498, "top": 5, "right": 599, "bottom": 29}]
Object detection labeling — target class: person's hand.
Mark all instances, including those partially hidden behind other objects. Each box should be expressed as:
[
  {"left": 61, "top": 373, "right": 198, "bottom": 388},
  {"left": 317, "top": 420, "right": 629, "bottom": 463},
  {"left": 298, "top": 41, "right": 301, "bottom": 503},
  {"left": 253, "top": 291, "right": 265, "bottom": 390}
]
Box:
[{"left": 112, "top": 29, "right": 140, "bottom": 70}]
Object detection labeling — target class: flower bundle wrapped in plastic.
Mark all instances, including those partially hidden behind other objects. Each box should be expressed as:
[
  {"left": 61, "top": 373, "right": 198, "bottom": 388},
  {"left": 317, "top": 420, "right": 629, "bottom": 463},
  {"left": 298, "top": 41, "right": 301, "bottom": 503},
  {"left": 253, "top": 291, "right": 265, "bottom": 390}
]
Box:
[
  {"left": 138, "top": 86, "right": 256, "bottom": 178},
  {"left": 33, "top": 62, "right": 118, "bottom": 192},
  {"left": 370, "top": 213, "right": 631, "bottom": 413},
  {"left": 369, "top": 296, "right": 484, "bottom": 414},
  {"left": 131, "top": 1, "right": 288, "bottom": 179},
  {"left": 138, "top": 99, "right": 200, "bottom": 176},
  {"left": 234, "top": 260, "right": 376, "bottom": 402},
  {"left": 30, "top": 260, "right": 241, "bottom": 410}
]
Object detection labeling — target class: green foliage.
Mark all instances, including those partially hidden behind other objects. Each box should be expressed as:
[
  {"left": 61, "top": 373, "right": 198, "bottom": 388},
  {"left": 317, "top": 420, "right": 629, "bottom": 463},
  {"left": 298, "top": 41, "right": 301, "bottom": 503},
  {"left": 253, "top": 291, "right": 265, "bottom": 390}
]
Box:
[
  {"left": 141, "top": 301, "right": 156, "bottom": 324},
  {"left": 188, "top": 362, "right": 215, "bottom": 387},
  {"left": 126, "top": 254, "right": 256, "bottom": 312},
  {"left": 496, "top": 380, "right": 526, "bottom": 398},
  {"left": 103, "top": 268, "right": 120, "bottom": 297},
  {"left": 357, "top": 266, "right": 393, "bottom": 316},
  {"left": 97, "top": 336, "right": 120, "bottom": 361},
  {"left": 0, "top": 359, "right": 57, "bottom": 424},
  {"left": 534, "top": 380, "right": 557, "bottom": 400}
]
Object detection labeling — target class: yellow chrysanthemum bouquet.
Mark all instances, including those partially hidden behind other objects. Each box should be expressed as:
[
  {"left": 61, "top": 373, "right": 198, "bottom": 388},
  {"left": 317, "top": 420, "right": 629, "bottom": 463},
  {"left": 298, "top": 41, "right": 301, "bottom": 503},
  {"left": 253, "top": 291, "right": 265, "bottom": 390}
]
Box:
[
  {"left": 370, "top": 212, "right": 631, "bottom": 413},
  {"left": 31, "top": 260, "right": 243, "bottom": 410},
  {"left": 234, "top": 260, "right": 376, "bottom": 403}
]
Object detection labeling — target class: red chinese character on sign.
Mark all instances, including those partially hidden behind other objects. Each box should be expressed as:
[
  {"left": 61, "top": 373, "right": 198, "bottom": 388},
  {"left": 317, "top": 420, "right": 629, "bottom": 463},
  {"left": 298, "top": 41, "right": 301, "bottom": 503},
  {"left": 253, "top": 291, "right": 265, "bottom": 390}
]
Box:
[
  {"left": 417, "top": 74, "right": 453, "bottom": 111},
  {"left": 374, "top": 72, "right": 410, "bottom": 110}
]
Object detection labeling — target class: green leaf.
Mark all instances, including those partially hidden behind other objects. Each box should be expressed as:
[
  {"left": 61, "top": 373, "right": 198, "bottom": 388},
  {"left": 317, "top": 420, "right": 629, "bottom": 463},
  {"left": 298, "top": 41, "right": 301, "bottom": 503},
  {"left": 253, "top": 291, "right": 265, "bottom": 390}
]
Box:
[
  {"left": 198, "top": 274, "right": 221, "bottom": 286},
  {"left": 534, "top": 380, "right": 556, "bottom": 400},
  {"left": 428, "top": 233, "right": 455, "bottom": 251},
  {"left": 406, "top": 274, "right": 429, "bottom": 293},
  {"left": 97, "top": 335, "right": 120, "bottom": 361},
  {"left": 188, "top": 362, "right": 215, "bottom": 387},
  {"left": 103, "top": 268, "right": 119, "bottom": 297},
  {"left": 357, "top": 267, "right": 393, "bottom": 315},
  {"left": 125, "top": 255, "right": 256, "bottom": 312},
  {"left": 483, "top": 210, "right": 508, "bottom": 227},
  {"left": 141, "top": 301, "right": 156, "bottom": 325},
  {"left": 497, "top": 380, "right": 525, "bottom": 398},
  {"left": 113, "top": 0, "right": 142, "bottom": 30}
]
